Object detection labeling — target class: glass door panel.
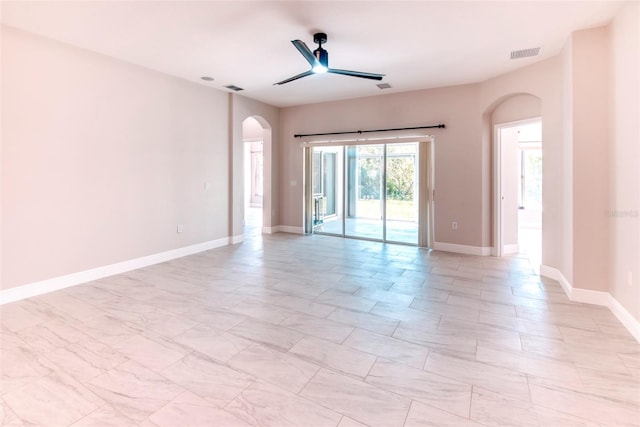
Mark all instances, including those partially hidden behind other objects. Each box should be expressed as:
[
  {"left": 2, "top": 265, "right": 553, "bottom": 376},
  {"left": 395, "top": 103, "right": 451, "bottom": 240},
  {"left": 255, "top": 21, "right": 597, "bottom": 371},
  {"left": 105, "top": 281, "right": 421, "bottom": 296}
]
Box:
[
  {"left": 385, "top": 143, "right": 418, "bottom": 244},
  {"left": 311, "top": 146, "right": 343, "bottom": 235},
  {"left": 345, "top": 145, "right": 384, "bottom": 240}
]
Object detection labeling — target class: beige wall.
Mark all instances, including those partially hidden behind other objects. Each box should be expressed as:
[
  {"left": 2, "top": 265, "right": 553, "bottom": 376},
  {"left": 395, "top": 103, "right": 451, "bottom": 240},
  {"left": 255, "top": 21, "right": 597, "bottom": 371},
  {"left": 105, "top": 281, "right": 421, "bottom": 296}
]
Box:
[
  {"left": 571, "top": 27, "right": 611, "bottom": 293},
  {"left": 608, "top": 1, "right": 640, "bottom": 320},
  {"left": 1, "top": 26, "right": 231, "bottom": 290},
  {"left": 280, "top": 84, "right": 484, "bottom": 245}
]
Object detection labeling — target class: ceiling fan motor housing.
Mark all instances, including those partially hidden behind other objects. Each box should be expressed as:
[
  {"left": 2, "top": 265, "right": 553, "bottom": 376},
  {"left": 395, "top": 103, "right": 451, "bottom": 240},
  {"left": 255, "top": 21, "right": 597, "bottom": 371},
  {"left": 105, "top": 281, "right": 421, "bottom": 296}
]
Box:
[{"left": 313, "top": 32, "right": 327, "bottom": 45}]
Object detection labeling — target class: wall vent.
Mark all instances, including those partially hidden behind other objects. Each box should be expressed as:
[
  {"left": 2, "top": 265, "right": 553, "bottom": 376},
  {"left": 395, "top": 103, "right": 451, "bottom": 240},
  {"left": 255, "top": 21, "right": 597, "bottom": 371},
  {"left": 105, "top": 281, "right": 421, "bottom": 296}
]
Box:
[
  {"left": 377, "top": 83, "right": 392, "bottom": 90},
  {"left": 225, "top": 85, "right": 244, "bottom": 91},
  {"left": 510, "top": 47, "right": 541, "bottom": 60}
]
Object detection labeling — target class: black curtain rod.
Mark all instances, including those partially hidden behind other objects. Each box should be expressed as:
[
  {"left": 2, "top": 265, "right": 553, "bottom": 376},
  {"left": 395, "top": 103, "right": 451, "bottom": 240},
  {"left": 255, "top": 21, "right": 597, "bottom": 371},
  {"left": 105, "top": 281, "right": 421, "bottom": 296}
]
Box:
[{"left": 294, "top": 124, "right": 446, "bottom": 138}]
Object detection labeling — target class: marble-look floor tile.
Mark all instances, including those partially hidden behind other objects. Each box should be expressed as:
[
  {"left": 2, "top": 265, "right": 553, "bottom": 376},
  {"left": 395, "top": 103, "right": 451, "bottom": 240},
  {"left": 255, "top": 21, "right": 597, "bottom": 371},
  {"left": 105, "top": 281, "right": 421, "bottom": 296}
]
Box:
[
  {"left": 423, "top": 351, "right": 531, "bottom": 402},
  {"left": 619, "top": 352, "right": 640, "bottom": 377},
  {"left": 328, "top": 307, "right": 400, "bottom": 336},
  {"left": 520, "top": 334, "right": 636, "bottom": 375},
  {"left": 366, "top": 358, "right": 472, "bottom": 417},
  {"left": 469, "top": 387, "right": 596, "bottom": 427},
  {"left": 228, "top": 343, "right": 319, "bottom": 393},
  {"left": 410, "top": 297, "right": 480, "bottom": 323},
  {"left": 478, "top": 311, "right": 563, "bottom": 339},
  {"left": 42, "top": 337, "right": 129, "bottom": 383},
  {"left": 228, "top": 318, "right": 304, "bottom": 351},
  {"left": 160, "top": 352, "right": 254, "bottom": 408},
  {"left": 70, "top": 405, "right": 138, "bottom": 427},
  {"left": 337, "top": 416, "right": 368, "bottom": 427},
  {"left": 1, "top": 300, "right": 51, "bottom": 332},
  {"left": 34, "top": 292, "right": 101, "bottom": 323},
  {"left": 0, "top": 399, "right": 24, "bottom": 426},
  {"left": 0, "top": 331, "right": 54, "bottom": 395},
  {"left": 87, "top": 361, "right": 184, "bottom": 421},
  {"left": 475, "top": 345, "right": 583, "bottom": 387},
  {"left": 392, "top": 324, "right": 478, "bottom": 361},
  {"left": 228, "top": 298, "right": 299, "bottom": 324},
  {"left": 182, "top": 306, "right": 247, "bottom": 331},
  {"left": 289, "top": 335, "right": 376, "bottom": 378},
  {"left": 112, "top": 333, "right": 190, "bottom": 372},
  {"left": 446, "top": 294, "right": 516, "bottom": 317},
  {"left": 280, "top": 313, "right": 354, "bottom": 343},
  {"left": 3, "top": 371, "right": 103, "bottom": 426},
  {"left": 353, "top": 288, "right": 415, "bottom": 307},
  {"left": 344, "top": 328, "right": 429, "bottom": 368},
  {"left": 16, "top": 319, "right": 90, "bottom": 354},
  {"left": 2, "top": 233, "right": 637, "bottom": 427},
  {"left": 147, "top": 390, "right": 251, "bottom": 427},
  {"left": 316, "top": 289, "right": 378, "bottom": 312},
  {"left": 529, "top": 379, "right": 640, "bottom": 426},
  {"left": 300, "top": 368, "right": 411, "bottom": 427},
  {"left": 71, "top": 313, "right": 143, "bottom": 346},
  {"left": 404, "top": 400, "right": 482, "bottom": 427},
  {"left": 173, "top": 324, "right": 252, "bottom": 363},
  {"left": 555, "top": 366, "right": 640, "bottom": 406},
  {"left": 226, "top": 380, "right": 342, "bottom": 427},
  {"left": 63, "top": 282, "right": 119, "bottom": 305},
  {"left": 438, "top": 317, "right": 522, "bottom": 351}
]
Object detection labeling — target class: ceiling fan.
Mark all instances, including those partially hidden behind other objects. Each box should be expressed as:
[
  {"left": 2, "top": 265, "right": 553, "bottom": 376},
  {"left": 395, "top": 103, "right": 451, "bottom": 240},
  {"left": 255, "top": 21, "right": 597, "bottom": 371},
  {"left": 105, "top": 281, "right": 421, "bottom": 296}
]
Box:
[{"left": 274, "top": 32, "right": 385, "bottom": 85}]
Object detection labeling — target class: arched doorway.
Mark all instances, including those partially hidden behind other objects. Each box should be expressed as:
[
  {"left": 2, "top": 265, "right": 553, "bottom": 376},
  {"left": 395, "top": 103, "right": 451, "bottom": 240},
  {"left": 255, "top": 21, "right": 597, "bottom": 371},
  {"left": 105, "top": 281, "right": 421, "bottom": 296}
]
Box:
[
  {"left": 485, "top": 94, "right": 543, "bottom": 264},
  {"left": 240, "top": 116, "right": 272, "bottom": 238}
]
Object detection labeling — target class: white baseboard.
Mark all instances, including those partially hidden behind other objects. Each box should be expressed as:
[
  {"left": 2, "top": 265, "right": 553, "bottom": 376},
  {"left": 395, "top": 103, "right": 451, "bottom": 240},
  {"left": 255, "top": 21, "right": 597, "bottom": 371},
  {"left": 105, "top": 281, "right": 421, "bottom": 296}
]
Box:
[
  {"left": 262, "top": 225, "right": 281, "bottom": 234},
  {"left": 609, "top": 296, "right": 640, "bottom": 343},
  {"left": 433, "top": 241, "right": 492, "bottom": 256},
  {"left": 503, "top": 244, "right": 519, "bottom": 255},
  {"left": 278, "top": 226, "right": 304, "bottom": 235},
  {"left": 540, "top": 264, "right": 640, "bottom": 343},
  {"left": 230, "top": 235, "right": 244, "bottom": 244},
  {"left": 0, "top": 237, "right": 231, "bottom": 305},
  {"left": 539, "top": 264, "right": 573, "bottom": 296}
]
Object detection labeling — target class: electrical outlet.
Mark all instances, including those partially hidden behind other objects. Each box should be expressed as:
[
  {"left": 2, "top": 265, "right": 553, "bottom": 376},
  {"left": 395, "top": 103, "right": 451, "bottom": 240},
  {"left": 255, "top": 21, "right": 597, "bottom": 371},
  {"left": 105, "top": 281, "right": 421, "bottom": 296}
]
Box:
[
  {"left": 177, "top": 224, "right": 183, "bottom": 233},
  {"left": 452, "top": 221, "right": 458, "bottom": 230}
]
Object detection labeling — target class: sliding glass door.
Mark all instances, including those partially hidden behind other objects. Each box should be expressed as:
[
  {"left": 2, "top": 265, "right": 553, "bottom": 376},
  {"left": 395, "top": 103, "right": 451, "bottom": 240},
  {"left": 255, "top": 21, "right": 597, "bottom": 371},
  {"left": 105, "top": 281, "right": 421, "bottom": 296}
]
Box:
[
  {"left": 385, "top": 143, "right": 418, "bottom": 244},
  {"left": 345, "top": 145, "right": 384, "bottom": 240},
  {"left": 310, "top": 142, "right": 421, "bottom": 245}
]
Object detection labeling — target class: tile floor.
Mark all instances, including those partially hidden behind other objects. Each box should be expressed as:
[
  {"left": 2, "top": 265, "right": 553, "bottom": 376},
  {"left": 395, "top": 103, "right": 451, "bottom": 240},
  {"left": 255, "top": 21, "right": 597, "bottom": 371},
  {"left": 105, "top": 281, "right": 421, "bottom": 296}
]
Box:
[{"left": 1, "top": 232, "right": 639, "bottom": 426}]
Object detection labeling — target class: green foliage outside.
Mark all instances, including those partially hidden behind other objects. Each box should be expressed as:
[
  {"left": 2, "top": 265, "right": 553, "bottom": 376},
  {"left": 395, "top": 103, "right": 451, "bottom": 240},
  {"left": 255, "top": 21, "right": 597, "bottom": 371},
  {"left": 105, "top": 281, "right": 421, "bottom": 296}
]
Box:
[{"left": 358, "top": 155, "right": 415, "bottom": 201}]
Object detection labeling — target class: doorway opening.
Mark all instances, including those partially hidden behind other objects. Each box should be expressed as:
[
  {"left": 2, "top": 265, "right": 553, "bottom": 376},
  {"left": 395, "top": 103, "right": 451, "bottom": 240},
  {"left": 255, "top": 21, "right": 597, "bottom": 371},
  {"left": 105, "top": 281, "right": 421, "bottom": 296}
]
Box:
[
  {"left": 305, "top": 138, "right": 433, "bottom": 247},
  {"left": 494, "top": 119, "right": 542, "bottom": 263},
  {"left": 242, "top": 117, "right": 264, "bottom": 237}
]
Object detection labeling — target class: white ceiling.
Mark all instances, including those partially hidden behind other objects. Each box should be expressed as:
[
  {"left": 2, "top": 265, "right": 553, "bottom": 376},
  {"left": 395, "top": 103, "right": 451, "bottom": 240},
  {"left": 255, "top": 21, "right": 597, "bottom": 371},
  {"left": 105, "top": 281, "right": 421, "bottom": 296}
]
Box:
[{"left": 1, "top": 1, "right": 624, "bottom": 107}]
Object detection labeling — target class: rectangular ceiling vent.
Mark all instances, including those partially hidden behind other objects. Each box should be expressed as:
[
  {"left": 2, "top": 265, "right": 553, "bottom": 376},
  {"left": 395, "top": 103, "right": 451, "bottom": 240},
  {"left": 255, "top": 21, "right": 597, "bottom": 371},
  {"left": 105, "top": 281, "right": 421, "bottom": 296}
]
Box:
[
  {"left": 225, "top": 85, "right": 244, "bottom": 91},
  {"left": 510, "top": 47, "right": 541, "bottom": 60},
  {"left": 377, "top": 83, "right": 392, "bottom": 90}
]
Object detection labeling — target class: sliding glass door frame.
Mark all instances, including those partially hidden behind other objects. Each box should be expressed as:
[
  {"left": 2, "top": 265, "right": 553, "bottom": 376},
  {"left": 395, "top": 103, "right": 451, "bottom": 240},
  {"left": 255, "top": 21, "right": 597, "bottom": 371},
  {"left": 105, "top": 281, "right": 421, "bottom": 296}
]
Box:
[{"left": 304, "top": 137, "right": 434, "bottom": 248}]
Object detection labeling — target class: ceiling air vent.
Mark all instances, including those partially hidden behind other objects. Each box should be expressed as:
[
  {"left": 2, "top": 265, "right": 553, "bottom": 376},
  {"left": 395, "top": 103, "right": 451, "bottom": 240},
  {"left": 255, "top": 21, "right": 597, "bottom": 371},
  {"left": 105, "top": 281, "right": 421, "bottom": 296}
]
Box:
[
  {"left": 225, "top": 85, "right": 244, "bottom": 91},
  {"left": 377, "top": 83, "right": 392, "bottom": 90},
  {"left": 510, "top": 47, "right": 541, "bottom": 60}
]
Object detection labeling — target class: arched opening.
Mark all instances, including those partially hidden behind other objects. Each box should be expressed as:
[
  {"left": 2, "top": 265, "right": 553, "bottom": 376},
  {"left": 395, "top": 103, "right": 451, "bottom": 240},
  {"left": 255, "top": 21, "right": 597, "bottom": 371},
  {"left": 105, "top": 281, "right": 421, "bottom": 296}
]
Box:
[
  {"left": 484, "top": 93, "right": 543, "bottom": 264},
  {"left": 241, "top": 116, "right": 272, "bottom": 238}
]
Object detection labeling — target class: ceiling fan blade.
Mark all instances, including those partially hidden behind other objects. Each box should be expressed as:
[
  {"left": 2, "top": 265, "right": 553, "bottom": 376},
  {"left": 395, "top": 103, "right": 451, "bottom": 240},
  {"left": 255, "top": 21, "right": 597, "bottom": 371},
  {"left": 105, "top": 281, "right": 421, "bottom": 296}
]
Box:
[
  {"left": 291, "top": 40, "right": 320, "bottom": 67},
  {"left": 274, "top": 70, "right": 315, "bottom": 85},
  {"left": 328, "top": 68, "right": 385, "bottom": 81}
]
